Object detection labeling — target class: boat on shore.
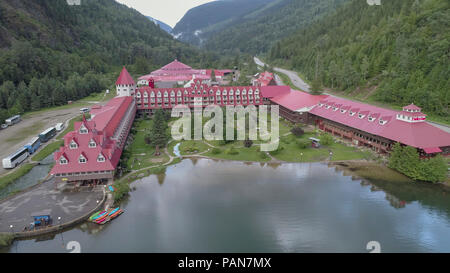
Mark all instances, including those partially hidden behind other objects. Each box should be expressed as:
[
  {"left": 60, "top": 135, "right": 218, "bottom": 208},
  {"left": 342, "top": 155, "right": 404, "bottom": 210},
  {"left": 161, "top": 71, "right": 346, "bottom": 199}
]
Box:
[
  {"left": 89, "top": 210, "right": 107, "bottom": 222},
  {"left": 92, "top": 207, "right": 124, "bottom": 225}
]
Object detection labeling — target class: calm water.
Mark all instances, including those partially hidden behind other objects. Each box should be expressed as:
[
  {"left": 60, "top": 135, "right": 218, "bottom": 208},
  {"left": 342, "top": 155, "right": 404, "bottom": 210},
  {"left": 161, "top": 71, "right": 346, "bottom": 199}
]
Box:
[
  {"left": 3, "top": 159, "right": 450, "bottom": 253},
  {"left": 0, "top": 154, "right": 53, "bottom": 200}
]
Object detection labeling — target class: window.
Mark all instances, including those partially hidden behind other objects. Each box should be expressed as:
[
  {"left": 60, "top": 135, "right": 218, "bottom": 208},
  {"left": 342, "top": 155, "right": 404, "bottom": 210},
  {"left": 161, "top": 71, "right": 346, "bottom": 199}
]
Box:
[
  {"left": 79, "top": 155, "right": 87, "bottom": 164},
  {"left": 70, "top": 140, "right": 78, "bottom": 149},
  {"left": 89, "top": 140, "right": 97, "bottom": 148},
  {"left": 368, "top": 117, "right": 375, "bottom": 122},
  {"left": 79, "top": 124, "right": 88, "bottom": 134},
  {"left": 358, "top": 114, "right": 365, "bottom": 119},
  {"left": 349, "top": 111, "right": 355, "bottom": 116},
  {"left": 60, "top": 157, "right": 68, "bottom": 165},
  {"left": 97, "top": 154, "right": 105, "bottom": 162}
]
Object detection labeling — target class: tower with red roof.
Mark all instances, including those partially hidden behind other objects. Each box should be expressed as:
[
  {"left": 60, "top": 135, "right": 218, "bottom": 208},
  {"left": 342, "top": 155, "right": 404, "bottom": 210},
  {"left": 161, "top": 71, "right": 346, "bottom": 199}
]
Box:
[{"left": 116, "top": 67, "right": 136, "bottom": 97}]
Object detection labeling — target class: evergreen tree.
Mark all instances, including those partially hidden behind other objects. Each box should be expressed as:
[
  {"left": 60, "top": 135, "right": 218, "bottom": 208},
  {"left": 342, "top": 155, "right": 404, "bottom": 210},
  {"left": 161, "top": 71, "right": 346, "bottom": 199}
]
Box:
[{"left": 148, "top": 109, "right": 169, "bottom": 156}]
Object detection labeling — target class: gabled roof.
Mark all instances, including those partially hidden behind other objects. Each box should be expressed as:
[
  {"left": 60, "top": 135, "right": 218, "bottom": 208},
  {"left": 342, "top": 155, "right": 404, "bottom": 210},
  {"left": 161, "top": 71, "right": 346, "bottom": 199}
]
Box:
[
  {"left": 270, "top": 91, "right": 328, "bottom": 112},
  {"left": 260, "top": 85, "right": 290, "bottom": 98},
  {"left": 403, "top": 103, "right": 421, "bottom": 111},
  {"left": 309, "top": 97, "right": 450, "bottom": 149},
  {"left": 160, "top": 59, "right": 192, "bottom": 71},
  {"left": 116, "top": 67, "right": 135, "bottom": 85}
]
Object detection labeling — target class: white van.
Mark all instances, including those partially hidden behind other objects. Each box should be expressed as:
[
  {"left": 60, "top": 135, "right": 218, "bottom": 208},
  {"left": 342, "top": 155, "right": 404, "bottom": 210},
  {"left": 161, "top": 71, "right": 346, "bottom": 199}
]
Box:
[
  {"left": 80, "top": 108, "right": 90, "bottom": 114},
  {"left": 55, "top": 123, "right": 64, "bottom": 131}
]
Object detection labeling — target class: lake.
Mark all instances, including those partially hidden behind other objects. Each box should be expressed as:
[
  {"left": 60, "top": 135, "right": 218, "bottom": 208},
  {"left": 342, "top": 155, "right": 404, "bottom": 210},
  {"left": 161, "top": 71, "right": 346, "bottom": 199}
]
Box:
[{"left": 3, "top": 158, "right": 450, "bottom": 253}]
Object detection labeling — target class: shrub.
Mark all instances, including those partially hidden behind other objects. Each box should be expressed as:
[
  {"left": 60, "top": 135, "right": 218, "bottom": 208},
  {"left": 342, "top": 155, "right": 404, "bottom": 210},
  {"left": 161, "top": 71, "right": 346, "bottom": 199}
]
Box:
[
  {"left": 297, "top": 139, "right": 310, "bottom": 149},
  {"left": 320, "top": 133, "right": 333, "bottom": 146},
  {"left": 244, "top": 139, "right": 253, "bottom": 148},
  {"left": 259, "top": 151, "right": 269, "bottom": 159},
  {"left": 225, "top": 147, "right": 239, "bottom": 155},
  {"left": 270, "top": 145, "right": 284, "bottom": 155},
  {"left": 291, "top": 127, "right": 305, "bottom": 137},
  {"left": 211, "top": 148, "right": 221, "bottom": 154}
]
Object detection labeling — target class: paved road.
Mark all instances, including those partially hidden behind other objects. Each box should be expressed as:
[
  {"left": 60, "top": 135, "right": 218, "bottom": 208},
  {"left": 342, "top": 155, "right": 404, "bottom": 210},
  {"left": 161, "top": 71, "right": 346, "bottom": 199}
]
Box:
[
  {"left": 254, "top": 57, "right": 311, "bottom": 92},
  {"left": 254, "top": 56, "right": 450, "bottom": 133},
  {"left": 0, "top": 178, "right": 103, "bottom": 232},
  {"left": 0, "top": 101, "right": 106, "bottom": 175}
]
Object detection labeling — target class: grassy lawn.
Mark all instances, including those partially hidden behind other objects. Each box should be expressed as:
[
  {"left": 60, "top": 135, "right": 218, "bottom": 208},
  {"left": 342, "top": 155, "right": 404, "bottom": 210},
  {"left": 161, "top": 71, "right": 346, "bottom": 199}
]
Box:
[
  {"left": 31, "top": 140, "right": 64, "bottom": 162},
  {"left": 0, "top": 163, "right": 35, "bottom": 192},
  {"left": 270, "top": 133, "right": 373, "bottom": 163},
  {"left": 124, "top": 119, "right": 171, "bottom": 171},
  {"left": 179, "top": 140, "right": 210, "bottom": 155}
]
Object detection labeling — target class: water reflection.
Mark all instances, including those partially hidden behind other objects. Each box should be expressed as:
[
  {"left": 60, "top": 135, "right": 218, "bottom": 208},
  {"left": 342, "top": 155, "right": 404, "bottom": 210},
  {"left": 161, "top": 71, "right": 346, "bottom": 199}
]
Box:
[
  {"left": 3, "top": 158, "right": 450, "bottom": 253},
  {"left": 0, "top": 154, "right": 54, "bottom": 200}
]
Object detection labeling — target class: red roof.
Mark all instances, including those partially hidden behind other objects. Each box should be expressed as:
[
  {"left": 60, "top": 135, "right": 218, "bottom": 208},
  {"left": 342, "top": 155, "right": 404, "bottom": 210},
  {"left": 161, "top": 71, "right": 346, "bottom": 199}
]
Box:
[
  {"left": 403, "top": 104, "right": 421, "bottom": 111},
  {"left": 309, "top": 97, "right": 450, "bottom": 149},
  {"left": 206, "top": 69, "right": 233, "bottom": 77},
  {"left": 260, "top": 85, "right": 290, "bottom": 98},
  {"left": 254, "top": 71, "right": 275, "bottom": 86},
  {"left": 51, "top": 96, "right": 133, "bottom": 175},
  {"left": 271, "top": 91, "right": 328, "bottom": 111},
  {"left": 423, "top": 147, "right": 442, "bottom": 154},
  {"left": 116, "top": 67, "right": 135, "bottom": 85}
]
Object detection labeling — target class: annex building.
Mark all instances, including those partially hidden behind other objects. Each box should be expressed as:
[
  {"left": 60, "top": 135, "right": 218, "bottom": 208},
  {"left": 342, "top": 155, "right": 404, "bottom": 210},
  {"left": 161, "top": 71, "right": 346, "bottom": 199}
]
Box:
[{"left": 50, "top": 96, "right": 136, "bottom": 184}]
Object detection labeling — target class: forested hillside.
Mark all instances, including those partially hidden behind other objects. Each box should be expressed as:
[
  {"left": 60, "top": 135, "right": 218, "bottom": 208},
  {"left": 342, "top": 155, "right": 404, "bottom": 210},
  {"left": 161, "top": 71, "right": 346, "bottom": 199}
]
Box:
[
  {"left": 146, "top": 16, "right": 173, "bottom": 34},
  {"left": 0, "top": 0, "right": 220, "bottom": 121},
  {"left": 268, "top": 0, "right": 450, "bottom": 120},
  {"left": 172, "top": 0, "right": 274, "bottom": 45},
  {"left": 204, "top": 0, "right": 348, "bottom": 55}
]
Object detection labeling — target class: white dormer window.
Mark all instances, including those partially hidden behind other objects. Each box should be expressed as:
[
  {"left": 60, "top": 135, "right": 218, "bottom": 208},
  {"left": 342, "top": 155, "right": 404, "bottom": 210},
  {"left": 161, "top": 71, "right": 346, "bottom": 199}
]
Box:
[
  {"left": 368, "top": 116, "right": 376, "bottom": 122},
  {"left": 358, "top": 114, "right": 365, "bottom": 119},
  {"left": 79, "top": 154, "right": 87, "bottom": 164},
  {"left": 379, "top": 119, "right": 387, "bottom": 125},
  {"left": 79, "top": 124, "right": 88, "bottom": 134},
  {"left": 59, "top": 157, "right": 68, "bottom": 165},
  {"left": 70, "top": 140, "right": 78, "bottom": 149},
  {"left": 349, "top": 111, "right": 356, "bottom": 116},
  {"left": 340, "top": 109, "right": 347, "bottom": 114},
  {"left": 136, "top": 92, "right": 141, "bottom": 98},
  {"left": 97, "top": 154, "right": 105, "bottom": 162},
  {"left": 332, "top": 107, "right": 338, "bottom": 111},
  {"left": 318, "top": 103, "right": 324, "bottom": 107},
  {"left": 326, "top": 105, "right": 331, "bottom": 109},
  {"left": 89, "top": 139, "right": 97, "bottom": 148}
]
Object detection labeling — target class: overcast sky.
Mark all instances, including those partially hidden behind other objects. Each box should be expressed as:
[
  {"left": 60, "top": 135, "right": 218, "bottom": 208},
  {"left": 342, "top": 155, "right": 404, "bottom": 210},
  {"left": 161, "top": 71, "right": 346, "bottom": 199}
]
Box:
[{"left": 116, "top": 0, "right": 216, "bottom": 28}]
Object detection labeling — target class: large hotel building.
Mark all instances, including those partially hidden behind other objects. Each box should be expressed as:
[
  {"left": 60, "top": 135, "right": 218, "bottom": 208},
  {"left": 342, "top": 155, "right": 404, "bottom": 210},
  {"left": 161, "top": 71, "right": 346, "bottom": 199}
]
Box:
[{"left": 50, "top": 60, "right": 450, "bottom": 184}]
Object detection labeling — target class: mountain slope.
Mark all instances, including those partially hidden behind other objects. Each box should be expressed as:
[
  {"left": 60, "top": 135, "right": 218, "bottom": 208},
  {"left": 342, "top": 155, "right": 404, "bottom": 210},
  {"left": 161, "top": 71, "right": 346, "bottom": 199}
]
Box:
[
  {"left": 0, "top": 0, "right": 218, "bottom": 119},
  {"left": 204, "top": 0, "right": 349, "bottom": 55},
  {"left": 268, "top": 0, "right": 450, "bottom": 119},
  {"left": 172, "top": 0, "right": 274, "bottom": 45},
  {"left": 146, "top": 16, "right": 173, "bottom": 34}
]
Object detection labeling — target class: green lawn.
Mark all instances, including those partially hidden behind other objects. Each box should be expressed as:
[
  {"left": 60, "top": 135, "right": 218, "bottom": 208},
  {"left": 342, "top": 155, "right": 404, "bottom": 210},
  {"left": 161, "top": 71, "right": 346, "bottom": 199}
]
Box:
[
  {"left": 124, "top": 119, "right": 171, "bottom": 171},
  {"left": 270, "top": 133, "right": 373, "bottom": 162},
  {"left": 31, "top": 140, "right": 64, "bottom": 162},
  {"left": 179, "top": 140, "right": 210, "bottom": 155},
  {"left": 0, "top": 163, "right": 35, "bottom": 192}
]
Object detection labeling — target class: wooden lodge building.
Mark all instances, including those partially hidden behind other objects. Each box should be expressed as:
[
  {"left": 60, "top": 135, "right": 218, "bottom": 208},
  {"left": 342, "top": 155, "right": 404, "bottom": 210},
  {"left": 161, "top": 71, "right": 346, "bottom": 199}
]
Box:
[{"left": 50, "top": 63, "right": 450, "bottom": 184}]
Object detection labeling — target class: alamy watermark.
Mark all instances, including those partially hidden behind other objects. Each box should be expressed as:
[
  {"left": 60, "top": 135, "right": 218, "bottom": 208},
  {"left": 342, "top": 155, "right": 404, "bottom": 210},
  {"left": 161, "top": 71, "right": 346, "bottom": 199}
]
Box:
[
  {"left": 171, "top": 105, "right": 280, "bottom": 152},
  {"left": 66, "top": 0, "right": 81, "bottom": 6},
  {"left": 367, "top": 0, "right": 381, "bottom": 5}
]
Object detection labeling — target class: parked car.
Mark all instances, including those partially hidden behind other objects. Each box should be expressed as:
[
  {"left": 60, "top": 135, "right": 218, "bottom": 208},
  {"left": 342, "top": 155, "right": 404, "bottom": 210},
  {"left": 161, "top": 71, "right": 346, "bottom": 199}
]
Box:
[
  {"left": 55, "top": 123, "right": 64, "bottom": 131},
  {"left": 1, "top": 124, "right": 8, "bottom": 129}
]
